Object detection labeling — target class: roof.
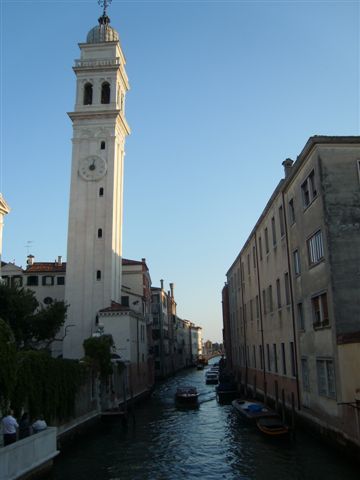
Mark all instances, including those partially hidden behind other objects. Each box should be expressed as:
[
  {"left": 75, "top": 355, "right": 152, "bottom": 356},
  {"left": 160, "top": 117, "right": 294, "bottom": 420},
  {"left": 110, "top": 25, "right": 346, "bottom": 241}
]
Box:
[
  {"left": 122, "top": 259, "right": 143, "bottom": 266},
  {"left": 25, "top": 262, "right": 66, "bottom": 274},
  {"left": 99, "top": 301, "right": 130, "bottom": 313}
]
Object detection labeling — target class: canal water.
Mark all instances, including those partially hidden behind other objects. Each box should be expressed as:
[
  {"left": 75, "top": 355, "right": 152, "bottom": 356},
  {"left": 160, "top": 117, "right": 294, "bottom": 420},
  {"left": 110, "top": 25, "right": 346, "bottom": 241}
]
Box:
[{"left": 48, "top": 360, "right": 358, "bottom": 480}]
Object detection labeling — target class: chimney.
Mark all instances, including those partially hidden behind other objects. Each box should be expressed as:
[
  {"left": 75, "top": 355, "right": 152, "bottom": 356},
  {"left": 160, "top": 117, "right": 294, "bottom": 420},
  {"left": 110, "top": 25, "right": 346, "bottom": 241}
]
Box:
[
  {"left": 141, "top": 258, "right": 146, "bottom": 263},
  {"left": 160, "top": 279, "right": 164, "bottom": 290},
  {"left": 57, "top": 255, "right": 62, "bottom": 265},
  {"left": 26, "top": 254, "right": 34, "bottom": 267},
  {"left": 169, "top": 282, "right": 174, "bottom": 298},
  {"left": 282, "top": 158, "right": 294, "bottom": 178}
]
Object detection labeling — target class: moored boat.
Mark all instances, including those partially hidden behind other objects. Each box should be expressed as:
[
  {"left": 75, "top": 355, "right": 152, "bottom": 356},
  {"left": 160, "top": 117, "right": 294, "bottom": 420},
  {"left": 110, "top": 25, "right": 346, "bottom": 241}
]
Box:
[
  {"left": 232, "top": 399, "right": 278, "bottom": 421},
  {"left": 175, "top": 386, "right": 199, "bottom": 408},
  {"left": 256, "top": 417, "right": 290, "bottom": 437},
  {"left": 205, "top": 371, "right": 218, "bottom": 385}
]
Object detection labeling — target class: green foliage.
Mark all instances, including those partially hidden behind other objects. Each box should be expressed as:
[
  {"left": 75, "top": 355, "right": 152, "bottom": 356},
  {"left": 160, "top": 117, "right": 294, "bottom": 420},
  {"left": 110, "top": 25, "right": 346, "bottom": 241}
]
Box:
[
  {"left": 83, "top": 335, "right": 114, "bottom": 379},
  {"left": 11, "top": 350, "right": 84, "bottom": 421},
  {"left": 0, "top": 318, "right": 17, "bottom": 411},
  {"left": 0, "top": 284, "right": 67, "bottom": 349}
]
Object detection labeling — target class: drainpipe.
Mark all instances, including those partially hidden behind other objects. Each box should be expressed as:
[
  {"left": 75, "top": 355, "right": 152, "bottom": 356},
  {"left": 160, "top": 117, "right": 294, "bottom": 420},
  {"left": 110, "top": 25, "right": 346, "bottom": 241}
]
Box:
[
  {"left": 254, "top": 232, "right": 266, "bottom": 393},
  {"left": 239, "top": 257, "right": 248, "bottom": 391},
  {"left": 282, "top": 190, "right": 301, "bottom": 411}
]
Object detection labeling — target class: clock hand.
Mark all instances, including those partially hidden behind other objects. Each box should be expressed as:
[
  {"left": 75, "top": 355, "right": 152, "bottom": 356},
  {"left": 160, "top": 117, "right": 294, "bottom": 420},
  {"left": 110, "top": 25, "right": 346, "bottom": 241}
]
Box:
[{"left": 89, "top": 159, "right": 96, "bottom": 171}]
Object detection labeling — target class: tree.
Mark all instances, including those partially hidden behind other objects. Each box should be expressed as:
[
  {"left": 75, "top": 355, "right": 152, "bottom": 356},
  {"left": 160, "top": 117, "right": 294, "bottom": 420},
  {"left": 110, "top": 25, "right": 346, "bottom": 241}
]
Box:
[
  {"left": 0, "top": 284, "right": 67, "bottom": 350},
  {"left": 0, "top": 318, "right": 17, "bottom": 410}
]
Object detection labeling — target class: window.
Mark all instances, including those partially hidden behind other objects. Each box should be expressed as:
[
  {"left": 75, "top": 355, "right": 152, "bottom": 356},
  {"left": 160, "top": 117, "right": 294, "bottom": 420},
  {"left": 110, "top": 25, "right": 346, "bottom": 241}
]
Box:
[
  {"left": 268, "top": 285, "right": 273, "bottom": 312},
  {"left": 281, "top": 342, "right": 287, "bottom": 375},
  {"left": 253, "top": 245, "right": 256, "bottom": 269},
  {"left": 83, "top": 82, "right": 93, "bottom": 105},
  {"left": 43, "top": 297, "right": 53, "bottom": 305},
  {"left": 100, "top": 141, "right": 106, "bottom": 150},
  {"left": 301, "top": 170, "right": 317, "bottom": 208},
  {"left": 250, "top": 299, "right": 254, "bottom": 321},
  {"left": 279, "top": 205, "right": 285, "bottom": 237},
  {"left": 258, "top": 236, "right": 263, "bottom": 260},
  {"left": 289, "top": 198, "right": 295, "bottom": 224},
  {"left": 262, "top": 289, "right": 267, "bottom": 314},
  {"left": 312, "top": 292, "right": 329, "bottom": 327},
  {"left": 57, "top": 276, "right": 65, "bottom": 285},
  {"left": 301, "top": 358, "right": 310, "bottom": 392},
  {"left": 290, "top": 342, "right": 296, "bottom": 376},
  {"left": 293, "top": 249, "right": 301, "bottom": 275},
  {"left": 12, "top": 276, "right": 23, "bottom": 287},
  {"left": 276, "top": 278, "right": 281, "bottom": 309},
  {"left": 101, "top": 82, "right": 110, "bottom": 104},
  {"left": 99, "top": 187, "right": 104, "bottom": 197},
  {"left": 297, "top": 302, "right": 305, "bottom": 330},
  {"left": 271, "top": 217, "right": 277, "bottom": 246},
  {"left": 266, "top": 344, "right": 271, "bottom": 371},
  {"left": 307, "top": 230, "right": 324, "bottom": 265},
  {"left": 253, "top": 345, "right": 256, "bottom": 368},
  {"left": 284, "top": 272, "right": 290, "bottom": 305},
  {"left": 316, "top": 358, "right": 336, "bottom": 398},
  {"left": 256, "top": 295, "right": 259, "bottom": 318},
  {"left": 96, "top": 270, "right": 101, "bottom": 280},
  {"left": 273, "top": 344, "right": 278, "bottom": 373},
  {"left": 27, "top": 276, "right": 38, "bottom": 286},
  {"left": 265, "top": 228, "right": 269, "bottom": 254},
  {"left": 247, "top": 254, "right": 250, "bottom": 275},
  {"left": 98, "top": 228, "right": 103, "bottom": 238},
  {"left": 121, "top": 296, "right": 129, "bottom": 307},
  {"left": 42, "top": 276, "right": 54, "bottom": 286}
]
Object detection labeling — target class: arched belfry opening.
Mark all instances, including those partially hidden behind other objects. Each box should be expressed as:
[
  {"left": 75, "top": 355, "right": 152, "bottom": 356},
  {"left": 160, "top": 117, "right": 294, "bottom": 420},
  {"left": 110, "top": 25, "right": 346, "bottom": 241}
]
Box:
[
  {"left": 101, "top": 82, "right": 110, "bottom": 104},
  {"left": 83, "top": 83, "right": 93, "bottom": 105}
]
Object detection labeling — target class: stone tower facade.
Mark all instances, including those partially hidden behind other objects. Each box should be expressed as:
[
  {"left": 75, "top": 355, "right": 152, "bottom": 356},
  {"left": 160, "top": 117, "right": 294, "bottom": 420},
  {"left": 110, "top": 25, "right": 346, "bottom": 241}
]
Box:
[{"left": 63, "top": 9, "right": 130, "bottom": 359}]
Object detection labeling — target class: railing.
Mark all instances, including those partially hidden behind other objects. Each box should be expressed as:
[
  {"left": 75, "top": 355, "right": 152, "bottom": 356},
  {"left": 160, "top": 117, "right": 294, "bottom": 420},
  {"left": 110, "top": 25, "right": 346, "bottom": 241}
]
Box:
[
  {"left": 74, "top": 59, "right": 121, "bottom": 68},
  {"left": 0, "top": 427, "right": 59, "bottom": 480}
]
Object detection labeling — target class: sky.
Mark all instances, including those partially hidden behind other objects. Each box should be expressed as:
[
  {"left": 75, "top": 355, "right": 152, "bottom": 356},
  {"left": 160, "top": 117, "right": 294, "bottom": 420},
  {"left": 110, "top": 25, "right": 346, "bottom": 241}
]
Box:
[{"left": 1, "top": 0, "right": 359, "bottom": 343}]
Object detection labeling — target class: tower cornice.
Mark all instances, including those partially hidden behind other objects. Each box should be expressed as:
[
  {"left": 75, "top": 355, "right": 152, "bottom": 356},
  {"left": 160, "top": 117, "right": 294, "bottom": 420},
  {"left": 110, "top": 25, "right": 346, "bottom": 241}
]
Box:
[{"left": 68, "top": 110, "right": 130, "bottom": 135}]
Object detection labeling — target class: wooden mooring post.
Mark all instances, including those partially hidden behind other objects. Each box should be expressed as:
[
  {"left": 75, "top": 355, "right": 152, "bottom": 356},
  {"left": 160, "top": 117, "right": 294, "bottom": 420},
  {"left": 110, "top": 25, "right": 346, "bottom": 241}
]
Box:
[{"left": 281, "top": 388, "right": 286, "bottom": 423}]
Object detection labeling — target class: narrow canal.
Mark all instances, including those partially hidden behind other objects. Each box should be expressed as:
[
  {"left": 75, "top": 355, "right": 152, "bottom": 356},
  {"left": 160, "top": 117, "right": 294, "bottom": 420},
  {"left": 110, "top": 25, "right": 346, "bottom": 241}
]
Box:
[{"left": 48, "top": 360, "right": 358, "bottom": 480}]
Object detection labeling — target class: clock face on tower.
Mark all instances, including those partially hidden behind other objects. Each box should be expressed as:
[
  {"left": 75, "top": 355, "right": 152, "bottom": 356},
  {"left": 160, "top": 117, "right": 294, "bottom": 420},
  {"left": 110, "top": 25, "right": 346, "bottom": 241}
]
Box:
[{"left": 79, "top": 156, "right": 107, "bottom": 181}]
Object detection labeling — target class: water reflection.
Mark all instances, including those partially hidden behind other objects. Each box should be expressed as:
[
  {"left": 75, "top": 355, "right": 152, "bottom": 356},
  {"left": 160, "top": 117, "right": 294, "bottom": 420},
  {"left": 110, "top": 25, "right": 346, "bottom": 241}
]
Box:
[{"left": 48, "top": 361, "right": 358, "bottom": 480}]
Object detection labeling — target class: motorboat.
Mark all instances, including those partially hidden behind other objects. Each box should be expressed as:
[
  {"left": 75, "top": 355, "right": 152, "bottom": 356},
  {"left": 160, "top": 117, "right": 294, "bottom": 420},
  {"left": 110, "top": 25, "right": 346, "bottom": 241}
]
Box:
[{"left": 175, "top": 386, "right": 199, "bottom": 408}]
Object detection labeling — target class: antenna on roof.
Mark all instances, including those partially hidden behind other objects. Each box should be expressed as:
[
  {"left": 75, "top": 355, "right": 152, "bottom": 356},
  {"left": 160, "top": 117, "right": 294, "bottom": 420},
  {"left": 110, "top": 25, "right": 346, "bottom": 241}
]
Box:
[{"left": 25, "top": 240, "right": 34, "bottom": 255}]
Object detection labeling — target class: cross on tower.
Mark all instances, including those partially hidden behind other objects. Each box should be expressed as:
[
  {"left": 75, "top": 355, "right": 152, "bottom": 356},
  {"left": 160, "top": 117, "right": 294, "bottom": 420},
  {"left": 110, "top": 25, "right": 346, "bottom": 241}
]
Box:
[{"left": 98, "top": 0, "right": 112, "bottom": 16}]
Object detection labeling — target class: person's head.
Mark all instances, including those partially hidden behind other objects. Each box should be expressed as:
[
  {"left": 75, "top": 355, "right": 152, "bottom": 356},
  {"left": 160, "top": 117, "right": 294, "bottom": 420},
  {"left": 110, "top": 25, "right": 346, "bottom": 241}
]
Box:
[{"left": 7, "top": 409, "right": 14, "bottom": 416}]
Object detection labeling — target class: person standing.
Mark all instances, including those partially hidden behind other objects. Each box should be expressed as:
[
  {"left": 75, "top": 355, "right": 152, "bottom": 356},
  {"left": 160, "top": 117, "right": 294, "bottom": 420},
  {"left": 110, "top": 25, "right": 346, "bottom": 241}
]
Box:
[
  {"left": 2, "top": 409, "right": 18, "bottom": 446},
  {"left": 32, "top": 415, "right": 47, "bottom": 433},
  {"left": 19, "top": 412, "right": 31, "bottom": 439}
]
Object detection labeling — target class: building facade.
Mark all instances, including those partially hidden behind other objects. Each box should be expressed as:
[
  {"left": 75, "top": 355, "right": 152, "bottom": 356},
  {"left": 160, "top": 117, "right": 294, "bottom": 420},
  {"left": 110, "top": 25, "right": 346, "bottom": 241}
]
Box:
[{"left": 224, "top": 136, "right": 360, "bottom": 450}]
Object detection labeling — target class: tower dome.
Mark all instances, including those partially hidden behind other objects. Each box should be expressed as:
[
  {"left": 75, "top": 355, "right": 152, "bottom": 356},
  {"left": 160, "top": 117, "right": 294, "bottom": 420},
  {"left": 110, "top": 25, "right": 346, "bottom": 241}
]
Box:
[{"left": 86, "top": 14, "right": 119, "bottom": 44}]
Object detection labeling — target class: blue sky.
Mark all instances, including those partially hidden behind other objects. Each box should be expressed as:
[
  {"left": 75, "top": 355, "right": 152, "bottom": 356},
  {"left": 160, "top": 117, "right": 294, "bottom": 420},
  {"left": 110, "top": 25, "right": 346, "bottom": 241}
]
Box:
[{"left": 1, "top": 0, "right": 359, "bottom": 342}]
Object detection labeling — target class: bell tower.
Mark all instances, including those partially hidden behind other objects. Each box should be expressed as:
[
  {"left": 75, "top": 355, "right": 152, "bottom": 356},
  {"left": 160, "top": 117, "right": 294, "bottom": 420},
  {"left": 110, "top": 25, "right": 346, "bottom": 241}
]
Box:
[{"left": 63, "top": 1, "right": 130, "bottom": 359}]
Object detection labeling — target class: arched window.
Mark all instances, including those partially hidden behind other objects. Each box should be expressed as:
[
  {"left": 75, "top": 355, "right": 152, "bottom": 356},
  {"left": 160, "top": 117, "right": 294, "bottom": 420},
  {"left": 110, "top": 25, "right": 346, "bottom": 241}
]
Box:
[
  {"left": 83, "top": 83, "right": 93, "bottom": 105},
  {"left": 101, "top": 82, "right": 110, "bottom": 104},
  {"left": 100, "top": 141, "right": 106, "bottom": 150},
  {"left": 96, "top": 270, "right": 101, "bottom": 280},
  {"left": 99, "top": 187, "right": 104, "bottom": 197},
  {"left": 98, "top": 228, "right": 103, "bottom": 238}
]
